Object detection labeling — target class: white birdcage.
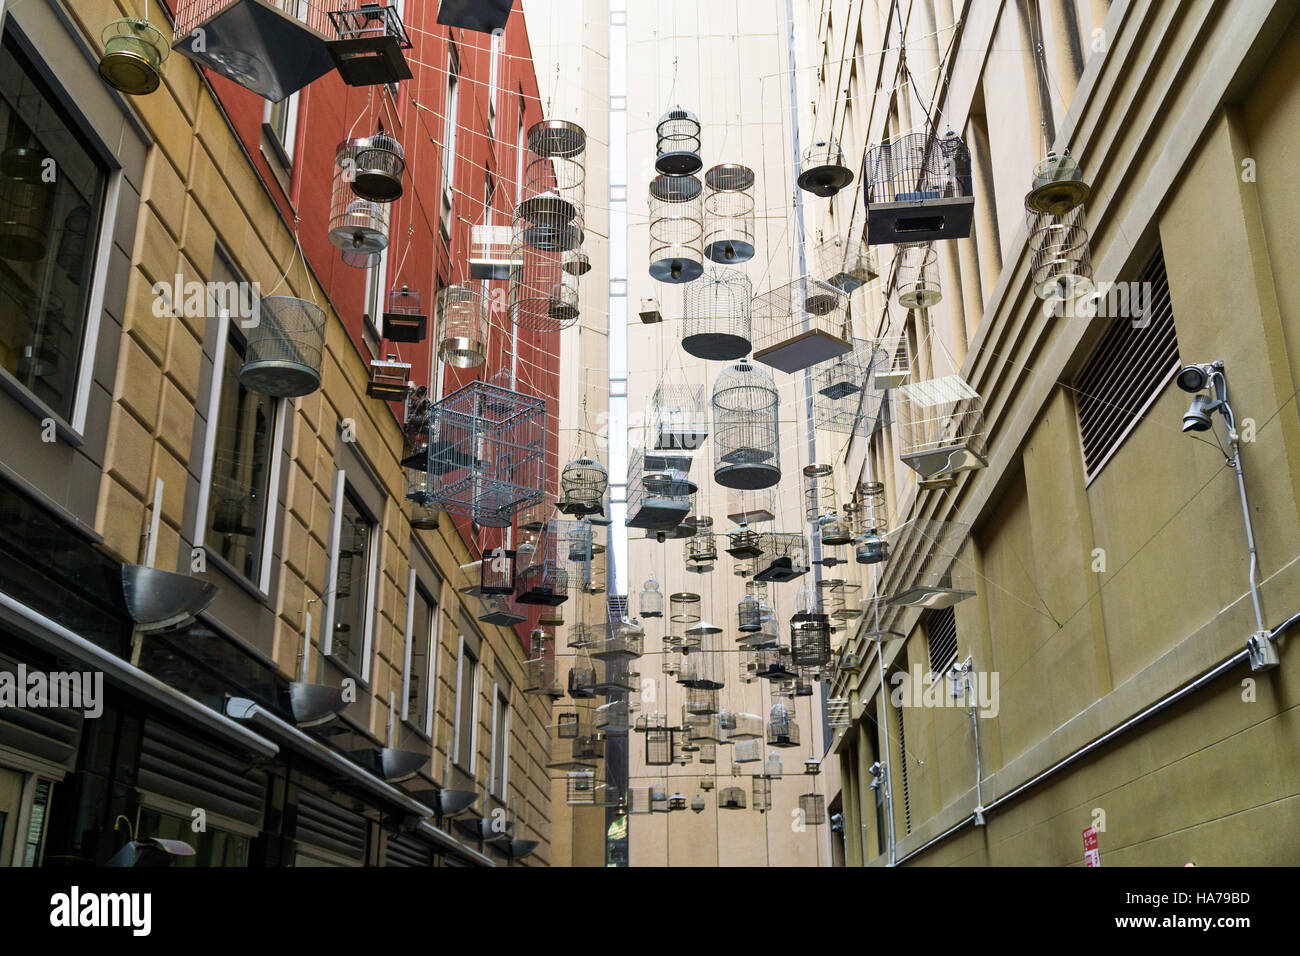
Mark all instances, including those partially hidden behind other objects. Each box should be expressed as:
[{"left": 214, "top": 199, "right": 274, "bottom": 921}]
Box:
[
  {"left": 751, "top": 276, "right": 852, "bottom": 374},
  {"left": 651, "top": 383, "right": 709, "bottom": 451},
  {"left": 682, "top": 268, "right": 752, "bottom": 360},
  {"left": 826, "top": 697, "right": 853, "bottom": 728},
  {"left": 523, "top": 627, "right": 560, "bottom": 697},
  {"left": 895, "top": 241, "right": 943, "bottom": 310},
  {"left": 871, "top": 334, "right": 912, "bottom": 390},
  {"left": 329, "top": 140, "right": 390, "bottom": 268},
  {"left": 863, "top": 129, "right": 974, "bottom": 245},
  {"left": 703, "top": 163, "right": 756, "bottom": 263},
  {"left": 882, "top": 518, "right": 975, "bottom": 609},
  {"left": 894, "top": 375, "right": 987, "bottom": 481},
  {"left": 639, "top": 576, "right": 664, "bottom": 618}
]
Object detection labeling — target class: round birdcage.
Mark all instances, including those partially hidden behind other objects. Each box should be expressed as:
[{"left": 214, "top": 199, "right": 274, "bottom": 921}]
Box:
[
  {"left": 737, "top": 593, "right": 762, "bottom": 632},
  {"left": 690, "top": 794, "right": 706, "bottom": 813},
  {"left": 238, "top": 297, "right": 326, "bottom": 397},
  {"left": 685, "top": 685, "right": 719, "bottom": 715},
  {"left": 518, "top": 120, "right": 586, "bottom": 249},
  {"left": 436, "top": 284, "right": 487, "bottom": 368},
  {"left": 0, "top": 174, "right": 48, "bottom": 262},
  {"left": 508, "top": 216, "right": 580, "bottom": 331},
  {"left": 1026, "top": 150, "right": 1090, "bottom": 216},
  {"left": 687, "top": 527, "right": 717, "bottom": 566},
  {"left": 648, "top": 173, "right": 704, "bottom": 283},
  {"left": 655, "top": 108, "right": 702, "bottom": 175},
  {"left": 563, "top": 249, "right": 591, "bottom": 276},
  {"left": 640, "top": 576, "right": 664, "bottom": 618},
  {"left": 818, "top": 511, "right": 852, "bottom": 547},
  {"left": 703, "top": 163, "right": 755, "bottom": 263},
  {"left": 99, "top": 17, "right": 170, "bottom": 95},
  {"left": 328, "top": 145, "right": 391, "bottom": 269},
  {"left": 712, "top": 360, "right": 781, "bottom": 490},
  {"left": 803, "top": 463, "right": 833, "bottom": 521},
  {"left": 559, "top": 456, "right": 608, "bottom": 516},
  {"left": 669, "top": 591, "right": 701, "bottom": 624},
  {"left": 682, "top": 267, "right": 752, "bottom": 360},
  {"left": 768, "top": 701, "right": 791, "bottom": 740},
  {"left": 895, "top": 242, "right": 942, "bottom": 309},
  {"left": 351, "top": 132, "right": 406, "bottom": 203},
  {"left": 798, "top": 139, "right": 854, "bottom": 198},
  {"left": 1026, "top": 202, "right": 1094, "bottom": 301}
]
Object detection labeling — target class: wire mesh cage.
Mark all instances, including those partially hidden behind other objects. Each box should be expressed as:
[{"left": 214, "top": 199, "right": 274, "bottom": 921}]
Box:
[
  {"left": 799, "top": 793, "right": 827, "bottom": 825},
  {"left": 893, "top": 375, "right": 987, "bottom": 481},
  {"left": 239, "top": 296, "right": 326, "bottom": 397},
  {"left": 862, "top": 594, "right": 906, "bottom": 642},
  {"left": 348, "top": 132, "right": 405, "bottom": 203},
  {"left": 592, "top": 618, "right": 645, "bottom": 660},
  {"left": 680, "top": 627, "right": 723, "bottom": 690},
  {"left": 508, "top": 217, "right": 580, "bottom": 331},
  {"left": 830, "top": 580, "right": 862, "bottom": 620},
  {"left": 883, "top": 518, "right": 975, "bottom": 609},
  {"left": 815, "top": 232, "right": 877, "bottom": 293},
  {"left": 690, "top": 793, "right": 708, "bottom": 813},
  {"left": 752, "top": 774, "right": 773, "bottom": 813},
  {"left": 702, "top": 163, "right": 756, "bottom": 263},
  {"left": 812, "top": 338, "right": 886, "bottom": 439},
  {"left": 798, "top": 139, "right": 854, "bottom": 198},
  {"left": 711, "top": 360, "right": 781, "bottom": 490},
  {"left": 1026, "top": 150, "right": 1091, "bottom": 216},
  {"left": 99, "top": 17, "right": 171, "bottom": 95},
  {"left": 655, "top": 108, "right": 702, "bottom": 175},
  {"left": 817, "top": 511, "right": 853, "bottom": 548},
  {"left": 566, "top": 770, "right": 596, "bottom": 805},
  {"left": 568, "top": 654, "right": 598, "bottom": 699},
  {"left": 626, "top": 446, "right": 694, "bottom": 532},
  {"left": 756, "top": 646, "right": 798, "bottom": 682},
  {"left": 649, "top": 173, "right": 704, "bottom": 283},
  {"left": 767, "top": 702, "right": 800, "bottom": 748},
  {"left": 596, "top": 699, "right": 632, "bottom": 733},
  {"left": 683, "top": 685, "right": 719, "bottom": 717},
  {"left": 732, "top": 738, "right": 762, "bottom": 764},
  {"left": 566, "top": 620, "right": 601, "bottom": 650},
  {"left": 327, "top": 2, "right": 414, "bottom": 86},
  {"left": 329, "top": 196, "right": 389, "bottom": 270},
  {"left": 895, "top": 241, "right": 943, "bottom": 309},
  {"left": 651, "top": 383, "right": 709, "bottom": 451},
  {"left": 662, "top": 645, "right": 681, "bottom": 676},
  {"left": 682, "top": 267, "right": 752, "bottom": 360},
  {"left": 669, "top": 591, "right": 701, "bottom": 626},
  {"left": 764, "top": 751, "right": 783, "bottom": 779},
  {"left": 523, "top": 627, "right": 560, "bottom": 696},
  {"left": 557, "top": 711, "right": 581, "bottom": 739},
  {"left": 645, "top": 726, "right": 674, "bottom": 766},
  {"left": 650, "top": 782, "right": 669, "bottom": 811},
  {"left": 863, "top": 129, "right": 974, "bottom": 245},
  {"left": 1026, "top": 202, "right": 1094, "bottom": 301},
  {"left": 425, "top": 380, "right": 548, "bottom": 526},
  {"left": 436, "top": 284, "right": 487, "bottom": 368},
  {"left": 803, "top": 463, "right": 834, "bottom": 522},
  {"left": 790, "top": 611, "right": 832, "bottom": 668},
  {"left": 628, "top": 786, "right": 652, "bottom": 814},
  {"left": 557, "top": 456, "right": 608, "bottom": 518},
  {"left": 172, "top": 0, "right": 336, "bottom": 102},
  {"left": 718, "top": 786, "right": 747, "bottom": 810},
  {"left": 752, "top": 532, "right": 809, "bottom": 584},
  {"left": 639, "top": 576, "right": 664, "bottom": 617},
  {"left": 751, "top": 277, "right": 852, "bottom": 374},
  {"left": 737, "top": 591, "right": 763, "bottom": 632},
  {"left": 871, "top": 334, "right": 913, "bottom": 390},
  {"left": 471, "top": 589, "right": 528, "bottom": 627},
  {"left": 478, "top": 545, "right": 516, "bottom": 596},
  {"left": 686, "top": 525, "right": 717, "bottom": 570},
  {"left": 380, "top": 285, "right": 426, "bottom": 343},
  {"left": 366, "top": 354, "right": 411, "bottom": 401}
]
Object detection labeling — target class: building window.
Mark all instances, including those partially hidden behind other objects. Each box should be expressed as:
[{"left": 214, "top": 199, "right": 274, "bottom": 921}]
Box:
[
  {"left": 490, "top": 683, "right": 510, "bottom": 799},
  {"left": 363, "top": 241, "right": 387, "bottom": 355},
  {"left": 265, "top": 92, "right": 299, "bottom": 167},
  {"left": 325, "top": 476, "right": 376, "bottom": 678},
  {"left": 0, "top": 31, "right": 109, "bottom": 422},
  {"left": 488, "top": 30, "right": 500, "bottom": 136},
  {"left": 405, "top": 579, "right": 438, "bottom": 735},
  {"left": 453, "top": 637, "right": 479, "bottom": 772},
  {"left": 1074, "top": 245, "right": 1179, "bottom": 483},
  {"left": 925, "top": 606, "right": 959, "bottom": 677},
  {"left": 441, "top": 48, "right": 460, "bottom": 226}
]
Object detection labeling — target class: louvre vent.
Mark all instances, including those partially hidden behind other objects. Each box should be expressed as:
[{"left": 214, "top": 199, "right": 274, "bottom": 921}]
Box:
[
  {"left": 895, "top": 703, "right": 911, "bottom": 835},
  {"left": 925, "top": 606, "right": 959, "bottom": 676},
  {"left": 1074, "top": 246, "right": 1180, "bottom": 482}
]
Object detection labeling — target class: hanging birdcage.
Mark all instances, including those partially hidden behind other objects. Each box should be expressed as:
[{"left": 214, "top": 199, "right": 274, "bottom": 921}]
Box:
[
  {"left": 863, "top": 129, "right": 974, "bottom": 245},
  {"left": 751, "top": 276, "right": 852, "bottom": 374},
  {"left": 329, "top": 148, "right": 390, "bottom": 268},
  {"left": 639, "top": 576, "right": 664, "bottom": 618},
  {"left": 767, "top": 702, "right": 800, "bottom": 748},
  {"left": 348, "top": 132, "right": 405, "bottom": 202},
  {"left": 702, "top": 163, "right": 756, "bottom": 263},
  {"left": 718, "top": 786, "right": 746, "bottom": 810},
  {"left": 813, "top": 339, "right": 885, "bottom": 436},
  {"left": 799, "top": 793, "right": 827, "bottom": 825},
  {"left": 737, "top": 593, "right": 762, "bottom": 632},
  {"left": 667, "top": 791, "right": 688, "bottom": 812},
  {"left": 756, "top": 646, "right": 798, "bottom": 682},
  {"left": 895, "top": 241, "right": 943, "bottom": 309},
  {"left": 894, "top": 375, "right": 987, "bottom": 481},
  {"left": 596, "top": 699, "right": 632, "bottom": 733},
  {"left": 568, "top": 655, "right": 598, "bottom": 699},
  {"left": 690, "top": 794, "right": 707, "bottom": 814},
  {"left": 366, "top": 354, "right": 411, "bottom": 401},
  {"left": 523, "top": 627, "right": 560, "bottom": 697},
  {"left": 815, "top": 233, "right": 877, "bottom": 293},
  {"left": 686, "top": 525, "right": 717, "bottom": 568},
  {"left": 764, "top": 750, "right": 783, "bottom": 779},
  {"left": 803, "top": 463, "right": 834, "bottom": 522},
  {"left": 831, "top": 580, "right": 863, "bottom": 620},
  {"left": 655, "top": 107, "right": 702, "bottom": 175},
  {"left": 573, "top": 732, "right": 605, "bottom": 763},
  {"left": 645, "top": 726, "right": 674, "bottom": 767},
  {"left": 798, "top": 139, "right": 854, "bottom": 198},
  {"left": 557, "top": 711, "right": 581, "bottom": 739},
  {"left": 479, "top": 546, "right": 516, "bottom": 596},
  {"left": 752, "top": 774, "right": 772, "bottom": 813},
  {"left": 681, "top": 628, "right": 723, "bottom": 690},
  {"left": 1026, "top": 150, "right": 1090, "bottom": 216},
  {"left": 508, "top": 219, "right": 580, "bottom": 331},
  {"left": 593, "top": 618, "right": 644, "bottom": 661},
  {"left": 649, "top": 781, "right": 670, "bottom": 811},
  {"left": 862, "top": 594, "right": 905, "bottom": 643},
  {"left": 711, "top": 360, "right": 781, "bottom": 490},
  {"left": 378, "top": 285, "right": 426, "bottom": 343},
  {"left": 752, "top": 532, "right": 809, "bottom": 584},
  {"left": 682, "top": 267, "right": 752, "bottom": 360},
  {"left": 818, "top": 511, "right": 853, "bottom": 548},
  {"left": 649, "top": 173, "right": 704, "bottom": 283},
  {"left": 791, "top": 611, "right": 832, "bottom": 668},
  {"left": 1026, "top": 202, "right": 1094, "bottom": 301},
  {"left": 99, "top": 17, "right": 170, "bottom": 95},
  {"left": 469, "top": 223, "right": 514, "bottom": 280},
  {"left": 669, "top": 591, "right": 701, "bottom": 626},
  {"left": 172, "top": 0, "right": 336, "bottom": 102},
  {"left": 627, "top": 787, "right": 651, "bottom": 815},
  {"left": 435, "top": 284, "right": 487, "bottom": 367},
  {"left": 327, "top": 2, "right": 413, "bottom": 86},
  {"left": 883, "top": 518, "right": 976, "bottom": 609},
  {"left": 662, "top": 644, "right": 681, "bottom": 677},
  {"left": 239, "top": 296, "right": 326, "bottom": 398},
  {"left": 565, "top": 770, "right": 596, "bottom": 805},
  {"left": 871, "top": 334, "right": 912, "bottom": 390},
  {"left": 733, "top": 738, "right": 762, "bottom": 764},
  {"left": 424, "top": 379, "right": 547, "bottom": 525},
  {"left": 557, "top": 456, "right": 608, "bottom": 518},
  {"left": 626, "top": 446, "right": 695, "bottom": 533},
  {"left": 683, "top": 686, "right": 718, "bottom": 718},
  {"left": 470, "top": 587, "right": 526, "bottom": 627},
  {"left": 729, "top": 713, "right": 762, "bottom": 743},
  {"left": 651, "top": 383, "right": 708, "bottom": 451}
]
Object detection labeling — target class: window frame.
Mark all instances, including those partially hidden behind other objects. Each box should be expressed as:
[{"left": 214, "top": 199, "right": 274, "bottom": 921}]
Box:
[
  {"left": 322, "top": 469, "right": 379, "bottom": 683},
  {"left": 441, "top": 46, "right": 460, "bottom": 231},
  {"left": 452, "top": 634, "right": 479, "bottom": 774},
  {"left": 402, "top": 569, "right": 439, "bottom": 738},
  {"left": 489, "top": 682, "right": 510, "bottom": 800}
]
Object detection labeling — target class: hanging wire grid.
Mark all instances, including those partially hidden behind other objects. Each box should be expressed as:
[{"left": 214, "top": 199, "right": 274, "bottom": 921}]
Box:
[
  {"left": 711, "top": 361, "right": 781, "bottom": 491},
  {"left": 682, "top": 267, "right": 752, "bottom": 360},
  {"left": 648, "top": 173, "right": 704, "bottom": 283},
  {"left": 812, "top": 338, "right": 885, "bottom": 436},
  {"left": 329, "top": 139, "right": 390, "bottom": 268},
  {"left": 862, "top": 129, "right": 974, "bottom": 245},
  {"left": 703, "top": 163, "right": 756, "bottom": 263},
  {"left": 893, "top": 375, "right": 987, "bottom": 480},
  {"left": 751, "top": 276, "right": 852, "bottom": 374},
  {"left": 650, "top": 383, "right": 708, "bottom": 451}
]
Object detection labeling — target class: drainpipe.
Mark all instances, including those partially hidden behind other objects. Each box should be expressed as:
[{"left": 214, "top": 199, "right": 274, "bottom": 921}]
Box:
[{"left": 948, "top": 656, "right": 985, "bottom": 824}]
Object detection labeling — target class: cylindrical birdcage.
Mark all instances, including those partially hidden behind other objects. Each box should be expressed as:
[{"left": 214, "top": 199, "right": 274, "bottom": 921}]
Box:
[
  {"left": 737, "top": 592, "right": 762, "bottom": 632},
  {"left": 752, "top": 774, "right": 772, "bottom": 813},
  {"left": 798, "top": 139, "right": 853, "bottom": 198},
  {"left": 239, "top": 297, "right": 326, "bottom": 397},
  {"left": 99, "top": 17, "right": 170, "bottom": 95},
  {"left": 799, "top": 793, "right": 827, "bottom": 825},
  {"left": 558, "top": 456, "right": 608, "bottom": 517},
  {"left": 712, "top": 360, "right": 781, "bottom": 490},
  {"left": 703, "top": 164, "right": 755, "bottom": 263},
  {"left": 640, "top": 576, "right": 664, "bottom": 617},
  {"left": 0, "top": 174, "right": 49, "bottom": 262},
  {"left": 686, "top": 527, "right": 717, "bottom": 567},
  {"left": 818, "top": 511, "right": 853, "bottom": 547},
  {"left": 351, "top": 132, "right": 406, "bottom": 203},
  {"left": 648, "top": 173, "right": 704, "bottom": 283},
  {"left": 662, "top": 645, "right": 681, "bottom": 676},
  {"left": 682, "top": 267, "right": 752, "bottom": 360},
  {"left": 895, "top": 241, "right": 943, "bottom": 309},
  {"left": 329, "top": 158, "right": 390, "bottom": 269},
  {"left": 517, "top": 119, "right": 586, "bottom": 249},
  {"left": 655, "top": 108, "right": 702, "bottom": 175},
  {"left": 681, "top": 624, "right": 723, "bottom": 690},
  {"left": 1026, "top": 202, "right": 1094, "bottom": 301},
  {"left": 669, "top": 591, "right": 701, "bottom": 625},
  {"left": 436, "top": 284, "right": 487, "bottom": 368},
  {"left": 803, "top": 463, "right": 834, "bottom": 521},
  {"left": 508, "top": 215, "right": 580, "bottom": 331}
]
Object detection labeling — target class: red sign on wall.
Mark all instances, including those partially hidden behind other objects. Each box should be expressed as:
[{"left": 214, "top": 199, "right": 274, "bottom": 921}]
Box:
[{"left": 1083, "top": 826, "right": 1101, "bottom": 867}]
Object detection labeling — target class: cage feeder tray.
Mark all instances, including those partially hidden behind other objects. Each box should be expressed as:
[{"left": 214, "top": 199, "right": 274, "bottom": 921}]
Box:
[
  {"left": 754, "top": 329, "right": 852, "bottom": 375},
  {"left": 172, "top": 0, "right": 337, "bottom": 103},
  {"left": 899, "top": 441, "right": 986, "bottom": 480},
  {"left": 818, "top": 378, "right": 861, "bottom": 401},
  {"left": 327, "top": 4, "right": 413, "bottom": 87},
  {"left": 886, "top": 584, "right": 975, "bottom": 610},
  {"left": 865, "top": 195, "right": 974, "bottom": 246}
]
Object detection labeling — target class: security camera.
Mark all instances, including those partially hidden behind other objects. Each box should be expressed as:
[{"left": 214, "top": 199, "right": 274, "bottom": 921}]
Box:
[
  {"left": 1176, "top": 361, "right": 1221, "bottom": 393},
  {"left": 1182, "top": 393, "right": 1221, "bottom": 433}
]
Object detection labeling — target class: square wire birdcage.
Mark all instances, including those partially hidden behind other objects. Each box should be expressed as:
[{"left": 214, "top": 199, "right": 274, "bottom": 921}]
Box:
[
  {"left": 813, "top": 338, "right": 886, "bottom": 436},
  {"left": 751, "top": 276, "right": 852, "bottom": 374},
  {"left": 753, "top": 532, "right": 810, "bottom": 583},
  {"left": 327, "top": 2, "right": 413, "bottom": 87},
  {"left": 628, "top": 786, "right": 652, "bottom": 814},
  {"left": 645, "top": 727, "right": 673, "bottom": 766},
  {"left": 863, "top": 129, "right": 974, "bottom": 245},
  {"left": 651, "top": 383, "right": 709, "bottom": 451},
  {"left": 626, "top": 445, "right": 694, "bottom": 532},
  {"left": 596, "top": 699, "right": 632, "bottom": 733},
  {"left": 814, "top": 232, "right": 878, "bottom": 293},
  {"left": 894, "top": 376, "right": 987, "bottom": 481},
  {"left": 883, "top": 518, "right": 975, "bottom": 610},
  {"left": 799, "top": 793, "right": 827, "bottom": 825},
  {"left": 594, "top": 657, "right": 636, "bottom": 696},
  {"left": 523, "top": 628, "right": 560, "bottom": 696},
  {"left": 566, "top": 770, "right": 596, "bottom": 805}
]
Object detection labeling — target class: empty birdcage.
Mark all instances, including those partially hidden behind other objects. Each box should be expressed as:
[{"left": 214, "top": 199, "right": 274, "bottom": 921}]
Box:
[
  {"left": 425, "top": 379, "right": 547, "bottom": 525},
  {"left": 515, "top": 533, "right": 570, "bottom": 607},
  {"left": 327, "top": 2, "right": 413, "bottom": 86},
  {"left": 690, "top": 793, "right": 707, "bottom": 813},
  {"left": 381, "top": 285, "right": 426, "bottom": 343},
  {"left": 405, "top": 466, "right": 441, "bottom": 530},
  {"left": 517, "top": 119, "right": 586, "bottom": 249},
  {"left": 596, "top": 699, "right": 632, "bottom": 733},
  {"left": 799, "top": 793, "right": 827, "bottom": 825},
  {"left": 711, "top": 361, "right": 781, "bottom": 490},
  {"left": 730, "top": 713, "right": 762, "bottom": 742},
  {"left": 798, "top": 139, "right": 854, "bottom": 198},
  {"left": 650, "top": 782, "right": 670, "bottom": 811},
  {"left": 733, "top": 738, "right": 762, "bottom": 764},
  {"left": 752, "top": 774, "right": 772, "bottom": 813},
  {"left": 753, "top": 532, "right": 809, "bottom": 584},
  {"left": 662, "top": 645, "right": 681, "bottom": 676},
  {"left": 751, "top": 276, "right": 852, "bottom": 374},
  {"left": 568, "top": 654, "right": 598, "bottom": 699},
  {"left": 329, "top": 161, "right": 390, "bottom": 268},
  {"left": 683, "top": 686, "right": 719, "bottom": 718},
  {"left": 682, "top": 267, "right": 752, "bottom": 360},
  {"left": 639, "top": 576, "right": 664, "bottom": 618},
  {"left": 435, "top": 284, "right": 487, "bottom": 368},
  {"left": 737, "top": 592, "right": 762, "bottom": 632},
  {"left": 883, "top": 518, "right": 975, "bottom": 609},
  {"left": 557, "top": 456, "right": 608, "bottom": 518},
  {"left": 669, "top": 591, "right": 701, "bottom": 627},
  {"left": 472, "top": 589, "right": 526, "bottom": 627},
  {"left": 831, "top": 580, "right": 862, "bottom": 620},
  {"left": 567, "top": 621, "right": 600, "bottom": 649},
  {"left": 645, "top": 726, "right": 674, "bottom": 766},
  {"left": 680, "top": 629, "right": 723, "bottom": 691},
  {"left": 366, "top": 354, "right": 411, "bottom": 401},
  {"left": 655, "top": 108, "right": 702, "bottom": 175},
  {"left": 667, "top": 791, "right": 688, "bottom": 812},
  {"left": 871, "top": 334, "right": 912, "bottom": 389},
  {"left": 686, "top": 524, "right": 717, "bottom": 570},
  {"left": 1026, "top": 150, "right": 1090, "bottom": 216},
  {"left": 649, "top": 173, "right": 704, "bottom": 283},
  {"left": 628, "top": 787, "right": 652, "bottom": 814},
  {"left": 756, "top": 646, "right": 798, "bottom": 682},
  {"left": 172, "top": 0, "right": 336, "bottom": 102},
  {"left": 718, "top": 786, "right": 746, "bottom": 810},
  {"left": 767, "top": 703, "right": 800, "bottom": 748},
  {"left": 863, "top": 129, "right": 974, "bottom": 245},
  {"left": 557, "top": 711, "right": 581, "bottom": 739},
  {"left": 573, "top": 732, "right": 605, "bottom": 763},
  {"left": 813, "top": 339, "right": 885, "bottom": 436},
  {"left": 739, "top": 604, "right": 780, "bottom": 650},
  {"left": 803, "top": 463, "right": 834, "bottom": 522},
  {"left": 790, "top": 611, "right": 832, "bottom": 668},
  {"left": 508, "top": 217, "right": 580, "bottom": 331},
  {"left": 862, "top": 594, "right": 905, "bottom": 642},
  {"left": 626, "top": 446, "right": 695, "bottom": 533},
  {"left": 348, "top": 132, "right": 405, "bottom": 203},
  {"left": 764, "top": 751, "right": 783, "bottom": 779},
  {"left": 826, "top": 697, "right": 853, "bottom": 729},
  {"left": 239, "top": 296, "right": 326, "bottom": 397},
  {"left": 593, "top": 618, "right": 644, "bottom": 661},
  {"left": 651, "top": 383, "right": 708, "bottom": 451},
  {"left": 566, "top": 770, "right": 596, "bottom": 805},
  {"left": 1026, "top": 202, "right": 1094, "bottom": 301},
  {"left": 895, "top": 241, "right": 943, "bottom": 309},
  {"left": 817, "top": 510, "right": 854, "bottom": 548},
  {"left": 99, "top": 17, "right": 170, "bottom": 95},
  {"left": 893, "top": 375, "right": 987, "bottom": 481},
  {"left": 815, "top": 233, "right": 878, "bottom": 293},
  {"left": 523, "top": 627, "right": 560, "bottom": 696},
  {"left": 703, "top": 164, "right": 756, "bottom": 263},
  {"left": 479, "top": 545, "right": 515, "bottom": 595}
]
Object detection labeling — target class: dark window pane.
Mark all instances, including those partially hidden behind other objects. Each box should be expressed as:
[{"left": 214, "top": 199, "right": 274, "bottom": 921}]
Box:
[
  {"left": 456, "top": 647, "right": 476, "bottom": 767},
  {"left": 408, "top": 586, "right": 434, "bottom": 730},
  {"left": 331, "top": 489, "right": 372, "bottom": 674}
]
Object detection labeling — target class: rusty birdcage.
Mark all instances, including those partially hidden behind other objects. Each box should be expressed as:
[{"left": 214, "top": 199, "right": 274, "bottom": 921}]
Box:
[
  {"left": 863, "top": 129, "right": 974, "bottom": 245},
  {"left": 703, "top": 163, "right": 756, "bottom": 263}
]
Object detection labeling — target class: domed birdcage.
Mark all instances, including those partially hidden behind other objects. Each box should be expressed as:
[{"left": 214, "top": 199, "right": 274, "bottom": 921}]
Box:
[
  {"left": 682, "top": 268, "right": 752, "bottom": 360},
  {"left": 764, "top": 751, "right": 783, "bottom": 779},
  {"left": 737, "top": 592, "right": 762, "bottom": 632},
  {"left": 1026, "top": 202, "right": 1094, "bottom": 302},
  {"left": 655, "top": 108, "right": 702, "bottom": 175},
  {"left": 1026, "top": 150, "right": 1091, "bottom": 216},
  {"left": 798, "top": 139, "right": 854, "bottom": 198},
  {"left": 895, "top": 241, "right": 943, "bottom": 310},
  {"left": 557, "top": 456, "right": 608, "bottom": 518},
  {"left": 329, "top": 152, "right": 390, "bottom": 268},
  {"left": 640, "top": 576, "right": 664, "bottom": 618},
  {"left": 99, "top": 17, "right": 170, "bottom": 95},
  {"left": 768, "top": 701, "right": 792, "bottom": 740},
  {"left": 711, "top": 361, "right": 781, "bottom": 491},
  {"left": 690, "top": 793, "right": 707, "bottom": 813},
  {"left": 718, "top": 786, "right": 747, "bottom": 810},
  {"left": 648, "top": 173, "right": 704, "bottom": 283},
  {"left": 239, "top": 297, "right": 327, "bottom": 397},
  {"left": 703, "top": 163, "right": 755, "bottom": 263},
  {"left": 350, "top": 132, "right": 406, "bottom": 203},
  {"left": 863, "top": 129, "right": 974, "bottom": 245},
  {"left": 668, "top": 791, "right": 688, "bottom": 812},
  {"left": 436, "top": 284, "right": 487, "bottom": 368}
]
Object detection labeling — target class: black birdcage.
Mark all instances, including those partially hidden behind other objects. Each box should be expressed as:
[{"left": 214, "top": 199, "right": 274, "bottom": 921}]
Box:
[
  {"left": 756, "top": 647, "right": 798, "bottom": 682},
  {"left": 711, "top": 361, "right": 781, "bottom": 491},
  {"left": 382, "top": 285, "right": 427, "bottom": 343},
  {"left": 682, "top": 268, "right": 752, "bottom": 360},
  {"left": 718, "top": 786, "right": 747, "bottom": 810},
  {"left": 790, "top": 612, "right": 832, "bottom": 667},
  {"left": 798, "top": 139, "right": 854, "bottom": 198},
  {"left": 557, "top": 711, "right": 580, "bottom": 739},
  {"left": 479, "top": 546, "right": 516, "bottom": 595},
  {"left": 645, "top": 727, "right": 673, "bottom": 766},
  {"left": 557, "top": 456, "right": 608, "bottom": 517},
  {"left": 753, "top": 532, "right": 809, "bottom": 583},
  {"left": 328, "top": 2, "right": 414, "bottom": 86},
  {"left": 655, "top": 108, "right": 702, "bottom": 175},
  {"left": 863, "top": 129, "right": 974, "bottom": 245},
  {"left": 726, "top": 525, "right": 764, "bottom": 559},
  {"left": 350, "top": 131, "right": 406, "bottom": 203}
]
